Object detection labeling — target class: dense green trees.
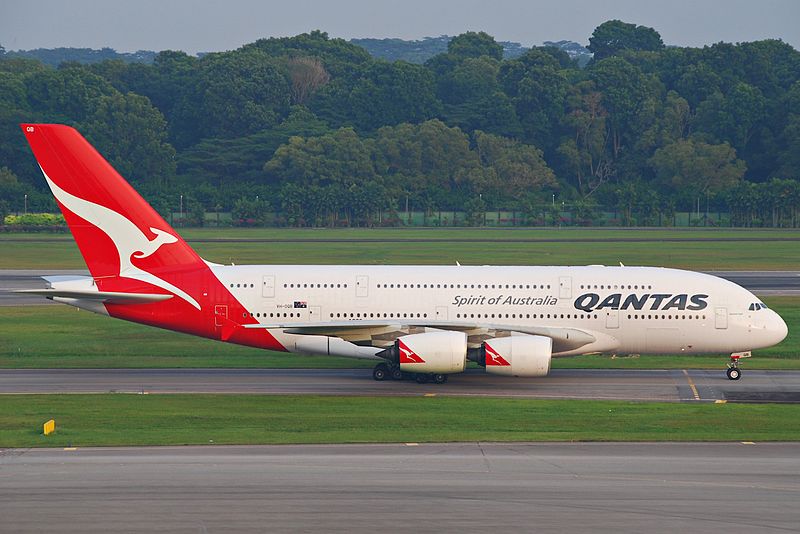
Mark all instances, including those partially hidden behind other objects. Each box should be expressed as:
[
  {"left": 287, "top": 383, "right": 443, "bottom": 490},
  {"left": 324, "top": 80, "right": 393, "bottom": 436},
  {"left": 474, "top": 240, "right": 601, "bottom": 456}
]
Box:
[
  {"left": 650, "top": 139, "right": 746, "bottom": 200},
  {"left": 588, "top": 20, "right": 664, "bottom": 61},
  {"left": 1, "top": 23, "right": 799, "bottom": 227},
  {"left": 80, "top": 92, "right": 176, "bottom": 187},
  {"left": 448, "top": 32, "right": 504, "bottom": 61},
  {"left": 500, "top": 48, "right": 568, "bottom": 148}
]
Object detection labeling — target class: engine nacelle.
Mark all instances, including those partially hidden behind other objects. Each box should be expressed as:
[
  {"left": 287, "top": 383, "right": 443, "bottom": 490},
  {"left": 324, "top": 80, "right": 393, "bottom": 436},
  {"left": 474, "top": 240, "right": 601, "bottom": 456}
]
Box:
[
  {"left": 393, "top": 331, "right": 467, "bottom": 374},
  {"left": 483, "top": 335, "right": 552, "bottom": 377}
]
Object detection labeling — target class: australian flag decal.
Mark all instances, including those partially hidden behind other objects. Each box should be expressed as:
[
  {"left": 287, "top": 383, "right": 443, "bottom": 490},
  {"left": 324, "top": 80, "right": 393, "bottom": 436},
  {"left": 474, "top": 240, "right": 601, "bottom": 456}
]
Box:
[{"left": 294, "top": 301, "right": 308, "bottom": 309}]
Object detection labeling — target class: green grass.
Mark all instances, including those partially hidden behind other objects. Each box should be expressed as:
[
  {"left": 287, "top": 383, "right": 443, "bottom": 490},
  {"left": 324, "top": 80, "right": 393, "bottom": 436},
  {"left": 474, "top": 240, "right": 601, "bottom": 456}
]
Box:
[
  {"left": 0, "top": 305, "right": 366, "bottom": 368},
  {"left": 1, "top": 297, "right": 797, "bottom": 369},
  {"left": 2, "top": 394, "right": 799, "bottom": 447},
  {"left": 1, "top": 227, "right": 799, "bottom": 269}
]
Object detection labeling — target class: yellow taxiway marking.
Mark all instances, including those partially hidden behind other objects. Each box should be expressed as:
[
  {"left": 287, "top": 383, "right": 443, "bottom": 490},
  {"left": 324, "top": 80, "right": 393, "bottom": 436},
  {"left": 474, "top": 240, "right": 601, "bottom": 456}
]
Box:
[
  {"left": 741, "top": 442, "right": 755, "bottom": 445},
  {"left": 63, "top": 447, "right": 77, "bottom": 451},
  {"left": 405, "top": 443, "right": 419, "bottom": 447},
  {"left": 682, "top": 369, "right": 701, "bottom": 400},
  {"left": 715, "top": 400, "right": 728, "bottom": 404},
  {"left": 423, "top": 393, "right": 437, "bottom": 397}
]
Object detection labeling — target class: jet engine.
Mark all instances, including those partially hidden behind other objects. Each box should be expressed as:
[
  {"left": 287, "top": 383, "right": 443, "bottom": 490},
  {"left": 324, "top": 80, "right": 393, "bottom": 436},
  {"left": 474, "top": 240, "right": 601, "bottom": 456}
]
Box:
[
  {"left": 378, "top": 331, "right": 467, "bottom": 374},
  {"left": 478, "top": 335, "right": 552, "bottom": 377}
]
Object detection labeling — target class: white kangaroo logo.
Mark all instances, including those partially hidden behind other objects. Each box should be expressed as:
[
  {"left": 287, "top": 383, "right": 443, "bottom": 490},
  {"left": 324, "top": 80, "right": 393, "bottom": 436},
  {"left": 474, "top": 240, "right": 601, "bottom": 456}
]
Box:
[{"left": 42, "top": 168, "right": 201, "bottom": 310}]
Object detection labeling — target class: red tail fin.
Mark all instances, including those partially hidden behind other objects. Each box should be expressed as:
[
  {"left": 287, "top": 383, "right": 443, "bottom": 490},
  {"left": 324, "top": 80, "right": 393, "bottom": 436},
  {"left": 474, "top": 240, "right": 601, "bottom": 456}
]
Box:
[
  {"left": 21, "top": 124, "right": 203, "bottom": 278},
  {"left": 20, "top": 123, "right": 285, "bottom": 351}
]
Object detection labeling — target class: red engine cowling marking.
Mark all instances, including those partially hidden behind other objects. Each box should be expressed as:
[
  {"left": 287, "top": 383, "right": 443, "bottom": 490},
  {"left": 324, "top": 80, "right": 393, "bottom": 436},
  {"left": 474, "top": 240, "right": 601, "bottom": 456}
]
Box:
[
  {"left": 398, "top": 339, "right": 426, "bottom": 364},
  {"left": 484, "top": 343, "right": 511, "bottom": 366}
]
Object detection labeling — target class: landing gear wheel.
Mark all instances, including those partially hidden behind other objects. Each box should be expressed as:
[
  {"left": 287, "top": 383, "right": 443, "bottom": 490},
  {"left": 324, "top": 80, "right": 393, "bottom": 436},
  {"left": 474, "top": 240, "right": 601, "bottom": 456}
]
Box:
[
  {"left": 432, "top": 374, "right": 448, "bottom": 384},
  {"left": 390, "top": 367, "right": 403, "bottom": 381},
  {"left": 727, "top": 354, "right": 743, "bottom": 381},
  {"left": 415, "top": 374, "right": 429, "bottom": 384},
  {"left": 373, "top": 363, "right": 388, "bottom": 381}
]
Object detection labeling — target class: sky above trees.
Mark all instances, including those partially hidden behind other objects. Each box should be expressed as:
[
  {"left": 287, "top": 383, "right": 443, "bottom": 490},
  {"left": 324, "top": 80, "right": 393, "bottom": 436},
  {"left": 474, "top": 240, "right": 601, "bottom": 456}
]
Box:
[{"left": 1, "top": 0, "right": 798, "bottom": 54}]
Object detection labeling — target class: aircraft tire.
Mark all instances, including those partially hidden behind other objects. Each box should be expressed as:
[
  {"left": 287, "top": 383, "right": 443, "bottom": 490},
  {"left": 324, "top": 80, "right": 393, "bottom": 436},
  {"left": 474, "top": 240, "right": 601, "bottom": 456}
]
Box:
[{"left": 373, "top": 363, "right": 388, "bottom": 381}]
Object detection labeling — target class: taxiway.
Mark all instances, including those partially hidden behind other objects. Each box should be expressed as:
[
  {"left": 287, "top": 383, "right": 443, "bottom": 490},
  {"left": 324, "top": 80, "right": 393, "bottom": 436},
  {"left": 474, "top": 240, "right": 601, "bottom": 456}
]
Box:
[
  {"left": 1, "top": 368, "right": 799, "bottom": 402},
  {"left": 1, "top": 442, "right": 798, "bottom": 533}
]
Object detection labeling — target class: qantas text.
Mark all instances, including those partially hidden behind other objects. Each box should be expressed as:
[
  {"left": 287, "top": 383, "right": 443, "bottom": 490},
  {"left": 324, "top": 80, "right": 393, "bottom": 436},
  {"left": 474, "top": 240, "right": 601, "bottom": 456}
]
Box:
[{"left": 573, "top": 293, "right": 708, "bottom": 313}]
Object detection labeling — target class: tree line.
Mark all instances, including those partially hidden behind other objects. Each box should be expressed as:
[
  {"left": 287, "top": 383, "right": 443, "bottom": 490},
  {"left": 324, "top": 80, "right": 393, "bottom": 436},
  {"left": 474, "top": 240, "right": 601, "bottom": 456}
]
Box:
[{"left": 1, "top": 21, "right": 799, "bottom": 227}]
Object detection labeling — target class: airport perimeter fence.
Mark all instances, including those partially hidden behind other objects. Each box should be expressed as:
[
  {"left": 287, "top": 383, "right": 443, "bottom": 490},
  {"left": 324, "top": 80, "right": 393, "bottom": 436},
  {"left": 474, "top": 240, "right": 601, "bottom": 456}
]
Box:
[
  {"left": 7, "top": 208, "right": 792, "bottom": 230},
  {"left": 168, "top": 209, "right": 735, "bottom": 228}
]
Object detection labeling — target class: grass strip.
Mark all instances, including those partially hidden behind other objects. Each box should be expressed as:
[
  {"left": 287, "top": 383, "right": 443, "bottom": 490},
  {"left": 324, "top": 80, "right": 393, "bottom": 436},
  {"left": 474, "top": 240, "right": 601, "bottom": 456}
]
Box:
[
  {"left": 2, "top": 394, "right": 799, "bottom": 448},
  {"left": 1, "top": 227, "right": 799, "bottom": 269}
]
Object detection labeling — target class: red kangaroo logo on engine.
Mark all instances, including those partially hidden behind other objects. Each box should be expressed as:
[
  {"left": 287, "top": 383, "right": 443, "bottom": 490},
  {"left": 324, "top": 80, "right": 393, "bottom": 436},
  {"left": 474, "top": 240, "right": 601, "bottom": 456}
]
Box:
[
  {"left": 398, "top": 339, "right": 425, "bottom": 364},
  {"left": 484, "top": 343, "right": 510, "bottom": 366}
]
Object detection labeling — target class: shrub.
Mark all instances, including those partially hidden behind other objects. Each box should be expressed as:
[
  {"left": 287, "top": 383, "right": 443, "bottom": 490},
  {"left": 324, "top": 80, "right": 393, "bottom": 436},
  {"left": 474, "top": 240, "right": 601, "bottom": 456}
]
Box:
[{"left": 4, "top": 213, "right": 66, "bottom": 226}]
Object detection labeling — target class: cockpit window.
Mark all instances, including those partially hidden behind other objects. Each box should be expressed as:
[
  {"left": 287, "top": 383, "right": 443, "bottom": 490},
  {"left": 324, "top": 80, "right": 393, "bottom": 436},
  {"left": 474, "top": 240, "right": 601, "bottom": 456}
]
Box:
[
  {"left": 749, "top": 303, "right": 755, "bottom": 311},
  {"left": 750, "top": 302, "right": 768, "bottom": 311}
]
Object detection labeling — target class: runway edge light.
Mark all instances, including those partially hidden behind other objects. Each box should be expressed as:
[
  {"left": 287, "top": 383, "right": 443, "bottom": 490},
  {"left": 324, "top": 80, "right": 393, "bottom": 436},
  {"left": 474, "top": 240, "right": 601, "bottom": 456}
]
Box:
[{"left": 43, "top": 419, "right": 55, "bottom": 436}]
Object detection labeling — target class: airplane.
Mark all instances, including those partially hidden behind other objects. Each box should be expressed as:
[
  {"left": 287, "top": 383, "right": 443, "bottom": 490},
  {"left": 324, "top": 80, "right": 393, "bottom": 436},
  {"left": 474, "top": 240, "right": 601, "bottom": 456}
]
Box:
[{"left": 18, "top": 124, "right": 788, "bottom": 383}]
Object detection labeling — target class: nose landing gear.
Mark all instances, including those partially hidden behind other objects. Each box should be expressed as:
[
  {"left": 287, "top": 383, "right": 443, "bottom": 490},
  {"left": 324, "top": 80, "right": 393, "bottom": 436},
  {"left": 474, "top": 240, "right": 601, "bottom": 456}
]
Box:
[
  {"left": 726, "top": 352, "right": 750, "bottom": 380},
  {"left": 726, "top": 366, "right": 740, "bottom": 380}
]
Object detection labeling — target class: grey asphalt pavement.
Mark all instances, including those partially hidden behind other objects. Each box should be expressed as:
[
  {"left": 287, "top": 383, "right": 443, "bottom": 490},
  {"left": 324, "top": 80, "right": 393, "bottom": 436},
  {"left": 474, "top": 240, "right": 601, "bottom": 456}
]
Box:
[
  {"left": 1, "top": 368, "right": 798, "bottom": 403},
  {"left": 1, "top": 442, "right": 798, "bottom": 533}
]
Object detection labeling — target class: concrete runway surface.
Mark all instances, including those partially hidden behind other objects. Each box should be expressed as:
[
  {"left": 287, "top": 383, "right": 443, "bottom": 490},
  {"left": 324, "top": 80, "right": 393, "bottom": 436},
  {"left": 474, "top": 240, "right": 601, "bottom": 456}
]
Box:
[
  {"left": 1, "top": 442, "right": 799, "bottom": 533},
  {"left": 0, "top": 269, "right": 798, "bottom": 306},
  {"left": 2, "top": 368, "right": 799, "bottom": 403}
]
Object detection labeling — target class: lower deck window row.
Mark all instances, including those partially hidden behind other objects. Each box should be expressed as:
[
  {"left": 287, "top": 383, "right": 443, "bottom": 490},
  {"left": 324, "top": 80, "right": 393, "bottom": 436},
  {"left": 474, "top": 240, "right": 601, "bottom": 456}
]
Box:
[
  {"left": 627, "top": 314, "right": 706, "bottom": 320},
  {"left": 329, "top": 312, "right": 429, "bottom": 319}
]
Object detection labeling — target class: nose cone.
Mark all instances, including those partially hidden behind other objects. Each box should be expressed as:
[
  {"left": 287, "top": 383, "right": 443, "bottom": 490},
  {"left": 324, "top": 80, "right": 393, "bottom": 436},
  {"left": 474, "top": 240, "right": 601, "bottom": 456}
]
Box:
[{"left": 767, "top": 310, "right": 789, "bottom": 346}]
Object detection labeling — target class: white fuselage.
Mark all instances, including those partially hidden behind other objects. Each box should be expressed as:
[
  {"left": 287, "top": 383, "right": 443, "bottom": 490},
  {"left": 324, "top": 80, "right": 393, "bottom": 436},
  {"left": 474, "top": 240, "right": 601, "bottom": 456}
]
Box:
[{"left": 213, "top": 265, "right": 788, "bottom": 358}]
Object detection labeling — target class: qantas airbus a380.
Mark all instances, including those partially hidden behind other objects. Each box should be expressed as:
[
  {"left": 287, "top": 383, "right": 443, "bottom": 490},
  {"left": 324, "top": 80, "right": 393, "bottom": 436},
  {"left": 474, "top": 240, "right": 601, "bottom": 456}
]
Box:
[{"left": 19, "top": 124, "right": 788, "bottom": 383}]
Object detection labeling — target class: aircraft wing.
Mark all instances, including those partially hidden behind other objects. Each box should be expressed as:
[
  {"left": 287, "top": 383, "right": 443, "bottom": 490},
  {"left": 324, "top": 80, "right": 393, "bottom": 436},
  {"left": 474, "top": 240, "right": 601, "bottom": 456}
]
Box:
[{"left": 243, "top": 320, "right": 596, "bottom": 353}]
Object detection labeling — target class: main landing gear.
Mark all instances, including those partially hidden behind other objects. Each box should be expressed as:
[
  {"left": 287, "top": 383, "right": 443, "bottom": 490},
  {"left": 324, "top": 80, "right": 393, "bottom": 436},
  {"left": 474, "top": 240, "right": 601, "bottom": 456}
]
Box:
[
  {"left": 726, "top": 352, "right": 750, "bottom": 380},
  {"left": 372, "top": 362, "right": 447, "bottom": 384},
  {"left": 372, "top": 363, "right": 388, "bottom": 381}
]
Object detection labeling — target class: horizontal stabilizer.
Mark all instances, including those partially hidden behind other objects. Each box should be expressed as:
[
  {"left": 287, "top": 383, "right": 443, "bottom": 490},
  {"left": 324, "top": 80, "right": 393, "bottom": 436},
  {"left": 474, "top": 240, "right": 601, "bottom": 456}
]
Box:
[{"left": 16, "top": 288, "right": 173, "bottom": 304}]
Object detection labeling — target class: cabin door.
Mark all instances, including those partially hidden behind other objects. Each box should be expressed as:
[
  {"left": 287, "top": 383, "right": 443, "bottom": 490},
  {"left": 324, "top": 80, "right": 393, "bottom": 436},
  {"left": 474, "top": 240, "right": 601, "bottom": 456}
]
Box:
[
  {"left": 214, "top": 305, "right": 228, "bottom": 327},
  {"left": 559, "top": 276, "right": 572, "bottom": 299},
  {"left": 605, "top": 309, "right": 619, "bottom": 329},
  {"left": 715, "top": 307, "right": 728, "bottom": 329},
  {"left": 356, "top": 275, "right": 369, "bottom": 298},
  {"left": 262, "top": 275, "right": 275, "bottom": 298}
]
